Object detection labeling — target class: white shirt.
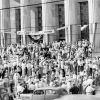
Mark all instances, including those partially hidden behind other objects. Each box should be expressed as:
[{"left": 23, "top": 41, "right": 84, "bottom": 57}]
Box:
[
  {"left": 92, "top": 64, "right": 98, "bottom": 69},
  {"left": 66, "top": 82, "right": 71, "bottom": 90},
  {"left": 86, "top": 85, "right": 94, "bottom": 94},
  {"left": 13, "top": 73, "right": 20, "bottom": 81},
  {"left": 61, "top": 84, "right": 67, "bottom": 90},
  {"left": 61, "top": 61, "right": 64, "bottom": 69},
  {"left": 49, "top": 82, "right": 53, "bottom": 87},
  {"left": 35, "top": 83, "right": 39, "bottom": 89},
  {"left": 22, "top": 63, "right": 26, "bottom": 70},
  {"left": 86, "top": 79, "right": 93, "bottom": 86},
  {"left": 29, "top": 84, "right": 35, "bottom": 90},
  {"left": 17, "top": 84, "right": 24, "bottom": 93}
]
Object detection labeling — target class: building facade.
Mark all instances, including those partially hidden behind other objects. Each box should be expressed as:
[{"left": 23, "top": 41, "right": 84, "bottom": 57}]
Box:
[{"left": 0, "top": 0, "right": 100, "bottom": 51}]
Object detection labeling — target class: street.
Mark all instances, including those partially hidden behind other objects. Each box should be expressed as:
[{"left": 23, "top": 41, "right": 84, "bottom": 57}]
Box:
[{"left": 55, "top": 95, "right": 100, "bottom": 100}]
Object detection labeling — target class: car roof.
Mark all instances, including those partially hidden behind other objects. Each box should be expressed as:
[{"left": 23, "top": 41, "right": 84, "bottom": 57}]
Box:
[{"left": 35, "top": 87, "right": 64, "bottom": 91}]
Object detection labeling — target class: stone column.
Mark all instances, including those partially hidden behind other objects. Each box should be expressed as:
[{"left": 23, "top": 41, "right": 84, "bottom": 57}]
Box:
[
  {"left": 64, "top": 0, "right": 81, "bottom": 44},
  {"left": 0, "top": 0, "right": 11, "bottom": 47},
  {"left": 0, "top": 1, "right": 2, "bottom": 47},
  {"left": 88, "top": 0, "right": 100, "bottom": 51},
  {"left": 31, "top": 6, "right": 36, "bottom": 32},
  {"left": 42, "top": 0, "right": 58, "bottom": 44},
  {"left": 10, "top": 8, "right": 16, "bottom": 44},
  {"left": 20, "top": 0, "right": 31, "bottom": 45}
]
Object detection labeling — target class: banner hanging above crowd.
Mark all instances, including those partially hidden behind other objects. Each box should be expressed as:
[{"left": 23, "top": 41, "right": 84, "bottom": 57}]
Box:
[
  {"left": 17, "top": 25, "right": 88, "bottom": 36},
  {"left": 28, "top": 35, "right": 43, "bottom": 42},
  {"left": 0, "top": 25, "right": 90, "bottom": 45},
  {"left": 17, "top": 30, "right": 55, "bottom": 36},
  {"left": 17, "top": 30, "right": 55, "bottom": 42}
]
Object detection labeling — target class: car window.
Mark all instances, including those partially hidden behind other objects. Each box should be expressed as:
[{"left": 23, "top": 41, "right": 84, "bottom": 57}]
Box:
[
  {"left": 34, "top": 90, "right": 44, "bottom": 95},
  {"left": 46, "top": 89, "right": 57, "bottom": 95}
]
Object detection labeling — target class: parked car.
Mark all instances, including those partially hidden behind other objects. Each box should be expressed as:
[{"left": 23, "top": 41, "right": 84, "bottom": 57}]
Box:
[
  {"left": 0, "top": 87, "right": 13, "bottom": 100},
  {"left": 20, "top": 87, "right": 68, "bottom": 100}
]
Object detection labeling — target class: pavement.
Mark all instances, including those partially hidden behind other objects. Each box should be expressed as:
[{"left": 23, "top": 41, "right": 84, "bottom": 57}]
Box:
[
  {"left": 14, "top": 94, "right": 100, "bottom": 100},
  {"left": 14, "top": 98, "right": 21, "bottom": 100},
  {"left": 55, "top": 95, "right": 100, "bottom": 100}
]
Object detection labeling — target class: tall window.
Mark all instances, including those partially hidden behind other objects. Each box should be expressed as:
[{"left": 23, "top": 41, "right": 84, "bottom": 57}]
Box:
[
  {"left": 37, "top": 6, "right": 42, "bottom": 31},
  {"left": 58, "top": 4, "right": 65, "bottom": 41},
  {"left": 15, "top": 8, "right": 21, "bottom": 43},
  {"left": 79, "top": 1, "right": 89, "bottom": 40}
]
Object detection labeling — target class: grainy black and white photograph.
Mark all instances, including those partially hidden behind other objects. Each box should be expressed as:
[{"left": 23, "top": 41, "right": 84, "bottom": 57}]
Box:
[{"left": 0, "top": 0, "right": 100, "bottom": 100}]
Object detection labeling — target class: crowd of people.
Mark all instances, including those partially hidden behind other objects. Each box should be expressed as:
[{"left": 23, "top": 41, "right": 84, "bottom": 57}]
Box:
[{"left": 0, "top": 39, "right": 100, "bottom": 97}]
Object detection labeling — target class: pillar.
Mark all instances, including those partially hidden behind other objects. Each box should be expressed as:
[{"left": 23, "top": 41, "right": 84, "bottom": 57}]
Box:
[
  {"left": 20, "top": 0, "right": 31, "bottom": 45},
  {"left": 64, "top": 0, "right": 81, "bottom": 44},
  {"left": 31, "top": 6, "right": 36, "bottom": 32},
  {"left": 10, "top": 4, "right": 16, "bottom": 44},
  {"left": 0, "top": 1, "right": 2, "bottom": 47},
  {"left": 88, "top": 0, "right": 100, "bottom": 51},
  {"left": 0, "top": 0, "right": 11, "bottom": 47},
  {"left": 42, "top": 0, "right": 58, "bottom": 44}
]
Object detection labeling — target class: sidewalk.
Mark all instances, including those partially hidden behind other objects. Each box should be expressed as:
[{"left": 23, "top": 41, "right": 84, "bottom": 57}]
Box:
[{"left": 14, "top": 98, "right": 21, "bottom": 100}]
